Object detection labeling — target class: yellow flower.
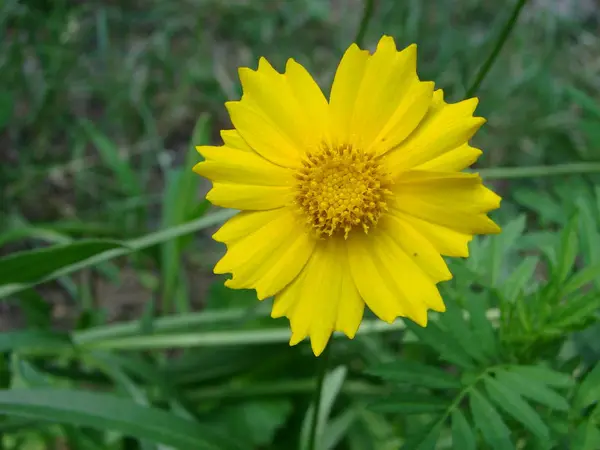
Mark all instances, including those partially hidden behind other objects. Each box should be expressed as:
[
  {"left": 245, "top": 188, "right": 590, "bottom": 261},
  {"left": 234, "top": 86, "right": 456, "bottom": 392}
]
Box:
[{"left": 194, "top": 35, "right": 501, "bottom": 356}]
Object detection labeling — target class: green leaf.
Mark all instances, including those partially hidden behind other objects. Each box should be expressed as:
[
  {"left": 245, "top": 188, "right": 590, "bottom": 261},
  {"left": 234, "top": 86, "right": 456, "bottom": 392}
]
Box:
[
  {"left": 489, "top": 215, "right": 526, "bottom": 287},
  {"left": 451, "top": 409, "right": 476, "bottom": 450},
  {"left": 575, "top": 362, "right": 600, "bottom": 410},
  {"left": 552, "top": 293, "right": 600, "bottom": 328},
  {"left": 369, "top": 392, "right": 448, "bottom": 414},
  {"left": 80, "top": 119, "right": 142, "bottom": 196},
  {"left": 322, "top": 408, "right": 358, "bottom": 450},
  {"left": 509, "top": 365, "right": 574, "bottom": 388},
  {"left": 0, "top": 389, "right": 242, "bottom": 450},
  {"left": 566, "top": 86, "right": 600, "bottom": 120},
  {"left": 469, "top": 388, "right": 513, "bottom": 450},
  {"left": 495, "top": 369, "right": 570, "bottom": 411},
  {"left": 484, "top": 375, "right": 549, "bottom": 440},
  {"left": 404, "top": 321, "right": 475, "bottom": 369},
  {"left": 160, "top": 115, "right": 209, "bottom": 312},
  {"left": 464, "top": 294, "right": 498, "bottom": 359},
  {"left": 572, "top": 421, "right": 600, "bottom": 450},
  {"left": 402, "top": 418, "right": 443, "bottom": 450},
  {"left": 368, "top": 360, "right": 461, "bottom": 389},
  {"left": 0, "top": 240, "right": 127, "bottom": 286},
  {"left": 211, "top": 400, "right": 293, "bottom": 447},
  {"left": 0, "top": 210, "right": 235, "bottom": 299},
  {"left": 0, "top": 330, "right": 71, "bottom": 353},
  {"left": 555, "top": 214, "right": 579, "bottom": 284},
  {"left": 440, "top": 301, "right": 487, "bottom": 363},
  {"left": 300, "top": 365, "right": 347, "bottom": 450},
  {"left": 502, "top": 255, "right": 539, "bottom": 300},
  {"left": 563, "top": 264, "right": 600, "bottom": 296}
]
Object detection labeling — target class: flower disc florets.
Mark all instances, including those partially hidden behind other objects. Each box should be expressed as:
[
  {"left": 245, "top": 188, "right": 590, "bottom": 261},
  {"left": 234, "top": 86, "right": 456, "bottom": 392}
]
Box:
[{"left": 294, "top": 143, "right": 391, "bottom": 238}]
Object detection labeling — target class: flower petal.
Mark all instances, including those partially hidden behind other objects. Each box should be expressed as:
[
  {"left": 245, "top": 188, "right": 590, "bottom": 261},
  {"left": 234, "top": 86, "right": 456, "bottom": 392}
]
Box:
[
  {"left": 206, "top": 183, "right": 291, "bottom": 210},
  {"left": 378, "top": 213, "right": 452, "bottom": 283},
  {"left": 388, "top": 170, "right": 501, "bottom": 235},
  {"left": 347, "top": 228, "right": 446, "bottom": 327},
  {"left": 272, "top": 238, "right": 364, "bottom": 356},
  {"left": 226, "top": 101, "right": 301, "bottom": 168},
  {"left": 415, "top": 144, "right": 483, "bottom": 172},
  {"left": 392, "top": 212, "right": 474, "bottom": 257},
  {"left": 220, "top": 129, "right": 252, "bottom": 151},
  {"left": 231, "top": 57, "right": 328, "bottom": 164},
  {"left": 383, "top": 89, "right": 485, "bottom": 176},
  {"left": 329, "top": 43, "right": 370, "bottom": 144},
  {"left": 194, "top": 145, "right": 293, "bottom": 186},
  {"left": 214, "top": 208, "right": 316, "bottom": 300},
  {"left": 350, "top": 37, "right": 434, "bottom": 154}
]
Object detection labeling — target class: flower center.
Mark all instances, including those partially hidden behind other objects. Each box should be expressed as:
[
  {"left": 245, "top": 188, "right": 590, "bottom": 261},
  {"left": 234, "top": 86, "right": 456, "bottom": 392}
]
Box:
[{"left": 294, "top": 144, "right": 391, "bottom": 238}]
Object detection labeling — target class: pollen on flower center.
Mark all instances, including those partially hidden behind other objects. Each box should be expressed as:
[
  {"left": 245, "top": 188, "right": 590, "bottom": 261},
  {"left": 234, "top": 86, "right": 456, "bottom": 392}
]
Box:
[{"left": 294, "top": 143, "right": 391, "bottom": 238}]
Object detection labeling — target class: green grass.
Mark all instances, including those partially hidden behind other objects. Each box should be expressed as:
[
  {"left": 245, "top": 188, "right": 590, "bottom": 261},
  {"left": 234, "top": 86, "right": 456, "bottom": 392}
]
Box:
[{"left": 1, "top": 0, "right": 600, "bottom": 449}]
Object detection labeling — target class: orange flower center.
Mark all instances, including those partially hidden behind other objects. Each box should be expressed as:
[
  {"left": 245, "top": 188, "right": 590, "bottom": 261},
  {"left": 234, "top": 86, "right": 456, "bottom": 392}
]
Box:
[{"left": 294, "top": 144, "right": 391, "bottom": 238}]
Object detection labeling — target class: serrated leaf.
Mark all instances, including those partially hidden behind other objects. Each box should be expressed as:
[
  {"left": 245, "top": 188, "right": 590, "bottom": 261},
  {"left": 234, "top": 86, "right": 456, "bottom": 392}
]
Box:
[
  {"left": 404, "top": 321, "right": 475, "bottom": 369},
  {"left": 368, "top": 360, "right": 461, "bottom": 389},
  {"left": 489, "top": 215, "right": 526, "bottom": 287},
  {"left": 369, "top": 392, "right": 448, "bottom": 414},
  {"left": 509, "top": 365, "right": 574, "bottom": 388},
  {"left": 503, "top": 255, "right": 539, "bottom": 301},
  {"left": 495, "top": 370, "right": 570, "bottom": 411},
  {"left": 440, "top": 301, "right": 487, "bottom": 363},
  {"left": 401, "top": 418, "right": 443, "bottom": 450},
  {"left": 451, "top": 409, "right": 476, "bottom": 450},
  {"left": 575, "top": 363, "right": 600, "bottom": 411},
  {"left": 469, "top": 388, "right": 513, "bottom": 450},
  {"left": 484, "top": 375, "right": 549, "bottom": 440},
  {"left": 464, "top": 294, "right": 498, "bottom": 359}
]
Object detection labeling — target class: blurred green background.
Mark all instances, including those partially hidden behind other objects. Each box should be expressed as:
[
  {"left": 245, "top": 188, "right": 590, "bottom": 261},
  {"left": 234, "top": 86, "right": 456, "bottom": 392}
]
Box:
[{"left": 1, "top": 0, "right": 600, "bottom": 449}]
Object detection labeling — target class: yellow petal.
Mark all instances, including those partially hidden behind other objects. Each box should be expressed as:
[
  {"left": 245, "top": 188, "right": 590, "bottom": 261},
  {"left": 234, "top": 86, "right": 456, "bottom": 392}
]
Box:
[
  {"left": 393, "top": 212, "right": 474, "bottom": 257},
  {"left": 233, "top": 57, "right": 328, "bottom": 160},
  {"left": 215, "top": 208, "right": 315, "bottom": 300},
  {"left": 194, "top": 146, "right": 292, "bottom": 186},
  {"left": 328, "top": 43, "right": 370, "bottom": 144},
  {"left": 415, "top": 144, "right": 482, "bottom": 172},
  {"left": 226, "top": 101, "right": 301, "bottom": 168},
  {"left": 378, "top": 213, "right": 452, "bottom": 283},
  {"left": 206, "top": 182, "right": 291, "bottom": 210},
  {"left": 285, "top": 58, "right": 330, "bottom": 142},
  {"left": 213, "top": 209, "right": 284, "bottom": 244},
  {"left": 388, "top": 170, "right": 502, "bottom": 235},
  {"left": 383, "top": 89, "right": 485, "bottom": 176},
  {"left": 349, "top": 38, "right": 433, "bottom": 154},
  {"left": 347, "top": 229, "right": 445, "bottom": 327},
  {"left": 220, "top": 129, "right": 252, "bottom": 151},
  {"left": 272, "top": 238, "right": 364, "bottom": 356},
  {"left": 368, "top": 79, "right": 434, "bottom": 157}
]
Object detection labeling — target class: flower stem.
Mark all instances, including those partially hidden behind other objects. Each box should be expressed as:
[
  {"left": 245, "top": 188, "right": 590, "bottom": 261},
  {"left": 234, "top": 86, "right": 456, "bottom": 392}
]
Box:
[
  {"left": 465, "top": 0, "right": 529, "bottom": 98},
  {"left": 307, "top": 343, "right": 331, "bottom": 450},
  {"left": 355, "top": 0, "right": 375, "bottom": 47},
  {"left": 478, "top": 162, "right": 600, "bottom": 180}
]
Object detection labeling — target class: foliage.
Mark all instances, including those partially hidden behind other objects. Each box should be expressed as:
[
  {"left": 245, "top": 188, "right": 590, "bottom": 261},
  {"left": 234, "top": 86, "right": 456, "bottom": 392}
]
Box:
[{"left": 1, "top": 0, "right": 600, "bottom": 449}]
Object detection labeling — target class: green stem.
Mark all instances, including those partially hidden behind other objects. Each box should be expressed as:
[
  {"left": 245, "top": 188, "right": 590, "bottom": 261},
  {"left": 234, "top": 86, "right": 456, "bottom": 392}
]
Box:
[
  {"left": 465, "top": 0, "right": 529, "bottom": 98},
  {"left": 477, "top": 162, "right": 600, "bottom": 180},
  {"left": 355, "top": 0, "right": 375, "bottom": 47},
  {"left": 307, "top": 344, "right": 331, "bottom": 450}
]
